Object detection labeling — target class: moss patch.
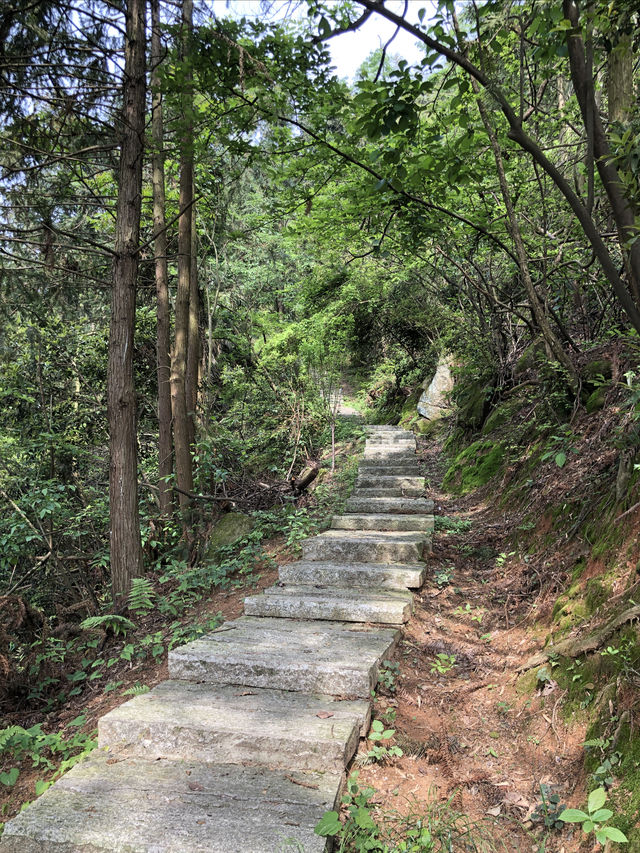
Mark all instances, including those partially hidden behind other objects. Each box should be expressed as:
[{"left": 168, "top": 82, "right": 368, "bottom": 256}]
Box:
[
  {"left": 481, "top": 399, "right": 521, "bottom": 435},
  {"left": 586, "top": 384, "right": 610, "bottom": 413},
  {"left": 443, "top": 440, "right": 505, "bottom": 495},
  {"left": 206, "top": 512, "right": 255, "bottom": 553}
]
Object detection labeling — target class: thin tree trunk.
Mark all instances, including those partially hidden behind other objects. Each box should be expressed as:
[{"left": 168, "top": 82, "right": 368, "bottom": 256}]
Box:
[
  {"left": 353, "top": 0, "right": 640, "bottom": 336},
  {"left": 474, "top": 86, "right": 577, "bottom": 385},
  {"left": 608, "top": 33, "right": 633, "bottom": 124},
  {"left": 563, "top": 0, "right": 640, "bottom": 305},
  {"left": 108, "top": 0, "right": 145, "bottom": 604},
  {"left": 170, "top": 0, "right": 194, "bottom": 512},
  {"left": 186, "top": 199, "right": 200, "bottom": 448},
  {"left": 150, "top": 0, "right": 173, "bottom": 518}
]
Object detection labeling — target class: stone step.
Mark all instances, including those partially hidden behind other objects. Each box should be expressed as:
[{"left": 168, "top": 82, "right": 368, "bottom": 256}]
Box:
[
  {"left": 301, "top": 530, "right": 428, "bottom": 563},
  {"left": 352, "top": 486, "right": 424, "bottom": 498},
  {"left": 169, "top": 617, "right": 400, "bottom": 698},
  {"left": 358, "top": 463, "right": 421, "bottom": 476},
  {"left": 345, "top": 496, "right": 434, "bottom": 515},
  {"left": 279, "top": 559, "right": 426, "bottom": 590},
  {"left": 0, "top": 753, "right": 338, "bottom": 853},
  {"left": 331, "top": 513, "right": 434, "bottom": 532},
  {"left": 356, "top": 475, "right": 424, "bottom": 489},
  {"left": 99, "top": 681, "right": 369, "bottom": 774},
  {"left": 365, "top": 437, "right": 413, "bottom": 442},
  {"left": 362, "top": 447, "right": 417, "bottom": 465},
  {"left": 245, "top": 585, "right": 413, "bottom": 625}
]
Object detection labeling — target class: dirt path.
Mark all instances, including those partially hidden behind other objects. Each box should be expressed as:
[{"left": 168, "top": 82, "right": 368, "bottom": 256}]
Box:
[{"left": 353, "top": 438, "right": 589, "bottom": 852}]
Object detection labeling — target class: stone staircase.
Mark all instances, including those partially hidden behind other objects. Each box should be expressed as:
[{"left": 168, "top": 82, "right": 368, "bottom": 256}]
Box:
[{"left": 1, "top": 426, "right": 433, "bottom": 853}]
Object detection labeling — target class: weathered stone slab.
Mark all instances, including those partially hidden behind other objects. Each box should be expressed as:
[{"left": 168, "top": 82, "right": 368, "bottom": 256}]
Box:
[
  {"left": 245, "top": 585, "right": 412, "bottom": 624},
  {"left": 358, "top": 463, "right": 421, "bottom": 477},
  {"left": 362, "top": 451, "right": 416, "bottom": 462},
  {"left": 345, "top": 496, "right": 434, "bottom": 515},
  {"left": 356, "top": 475, "right": 424, "bottom": 490},
  {"left": 169, "top": 617, "right": 400, "bottom": 698},
  {"left": 279, "top": 559, "right": 426, "bottom": 589},
  {"left": 0, "top": 754, "right": 338, "bottom": 853},
  {"left": 351, "top": 486, "right": 424, "bottom": 498},
  {"left": 99, "top": 681, "right": 368, "bottom": 773},
  {"left": 331, "top": 513, "right": 433, "bottom": 532},
  {"left": 301, "top": 530, "right": 428, "bottom": 564}
]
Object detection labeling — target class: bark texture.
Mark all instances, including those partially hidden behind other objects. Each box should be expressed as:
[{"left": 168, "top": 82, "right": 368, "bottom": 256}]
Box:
[
  {"left": 170, "top": 0, "right": 194, "bottom": 511},
  {"left": 151, "top": 0, "right": 173, "bottom": 518},
  {"left": 108, "top": 0, "right": 146, "bottom": 603}
]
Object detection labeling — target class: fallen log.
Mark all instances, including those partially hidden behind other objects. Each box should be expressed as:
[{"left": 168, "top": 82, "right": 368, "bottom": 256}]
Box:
[{"left": 291, "top": 463, "right": 319, "bottom": 495}]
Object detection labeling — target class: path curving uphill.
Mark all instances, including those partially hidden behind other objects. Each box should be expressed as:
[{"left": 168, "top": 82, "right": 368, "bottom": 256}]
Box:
[{"left": 1, "top": 426, "right": 433, "bottom": 853}]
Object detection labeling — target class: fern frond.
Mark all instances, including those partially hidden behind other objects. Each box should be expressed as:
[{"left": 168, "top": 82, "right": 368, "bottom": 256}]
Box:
[
  {"left": 80, "top": 615, "right": 136, "bottom": 636},
  {"left": 127, "top": 577, "right": 156, "bottom": 614}
]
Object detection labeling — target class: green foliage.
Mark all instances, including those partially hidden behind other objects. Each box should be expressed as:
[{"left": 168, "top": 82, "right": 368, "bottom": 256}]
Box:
[
  {"left": 377, "top": 660, "right": 400, "bottom": 693},
  {"left": 430, "top": 653, "right": 457, "bottom": 675},
  {"left": 530, "top": 784, "right": 566, "bottom": 831},
  {"left": 314, "top": 773, "right": 497, "bottom": 851},
  {"left": 80, "top": 615, "right": 136, "bottom": 636},
  {"left": 127, "top": 578, "right": 156, "bottom": 614},
  {"left": 559, "top": 788, "right": 628, "bottom": 845},
  {"left": 366, "top": 720, "right": 403, "bottom": 763}
]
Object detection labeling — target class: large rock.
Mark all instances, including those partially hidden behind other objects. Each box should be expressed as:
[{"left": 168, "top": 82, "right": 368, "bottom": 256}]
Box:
[
  {"left": 206, "top": 512, "right": 254, "bottom": 553},
  {"left": 417, "top": 355, "right": 454, "bottom": 420}
]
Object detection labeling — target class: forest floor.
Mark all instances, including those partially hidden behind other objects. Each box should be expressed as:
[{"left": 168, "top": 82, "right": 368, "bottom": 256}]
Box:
[{"left": 353, "top": 437, "right": 592, "bottom": 853}]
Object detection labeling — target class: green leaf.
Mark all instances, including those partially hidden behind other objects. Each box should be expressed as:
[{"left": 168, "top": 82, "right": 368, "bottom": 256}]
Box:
[
  {"left": 588, "top": 787, "right": 607, "bottom": 814},
  {"left": 35, "top": 779, "right": 52, "bottom": 796},
  {"left": 555, "top": 451, "right": 567, "bottom": 467},
  {"left": 599, "top": 826, "right": 628, "bottom": 842},
  {"left": 354, "top": 806, "right": 376, "bottom": 829},
  {"left": 314, "top": 810, "right": 342, "bottom": 837},
  {"left": 418, "top": 8, "right": 426, "bottom": 22},
  {"left": 591, "top": 808, "right": 613, "bottom": 822},
  {"left": 558, "top": 808, "right": 589, "bottom": 823},
  {"left": 0, "top": 768, "right": 19, "bottom": 787}
]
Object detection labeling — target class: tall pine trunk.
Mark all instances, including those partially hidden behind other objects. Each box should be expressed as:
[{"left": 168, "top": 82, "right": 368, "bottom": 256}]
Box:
[
  {"left": 108, "top": 0, "right": 146, "bottom": 604},
  {"left": 170, "top": 0, "right": 194, "bottom": 511},
  {"left": 150, "top": 0, "right": 173, "bottom": 518}
]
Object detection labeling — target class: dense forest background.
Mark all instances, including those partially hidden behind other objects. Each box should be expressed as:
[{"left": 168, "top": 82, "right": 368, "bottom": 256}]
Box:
[{"left": 2, "top": 0, "right": 640, "bottom": 846}]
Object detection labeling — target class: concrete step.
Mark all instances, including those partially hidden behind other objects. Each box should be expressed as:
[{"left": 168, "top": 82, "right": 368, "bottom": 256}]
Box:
[
  {"left": 301, "top": 530, "right": 428, "bottom": 563},
  {"left": 0, "top": 753, "right": 338, "bottom": 853},
  {"left": 168, "top": 617, "right": 400, "bottom": 698},
  {"left": 245, "top": 585, "right": 413, "bottom": 625},
  {"left": 356, "top": 475, "right": 424, "bottom": 490},
  {"left": 331, "top": 513, "right": 434, "bottom": 532},
  {"left": 98, "top": 681, "right": 369, "bottom": 774},
  {"left": 346, "top": 496, "right": 434, "bottom": 515},
  {"left": 352, "top": 486, "right": 424, "bottom": 498},
  {"left": 279, "top": 559, "right": 426, "bottom": 590}
]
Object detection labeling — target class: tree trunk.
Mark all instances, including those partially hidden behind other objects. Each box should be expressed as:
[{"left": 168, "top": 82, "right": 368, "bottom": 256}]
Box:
[
  {"left": 186, "top": 200, "right": 200, "bottom": 448},
  {"left": 108, "top": 0, "right": 146, "bottom": 605},
  {"left": 472, "top": 84, "right": 578, "bottom": 386},
  {"left": 150, "top": 0, "right": 173, "bottom": 518},
  {"left": 170, "top": 0, "right": 194, "bottom": 512},
  {"left": 563, "top": 0, "right": 640, "bottom": 306},
  {"left": 607, "top": 32, "right": 633, "bottom": 124}
]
